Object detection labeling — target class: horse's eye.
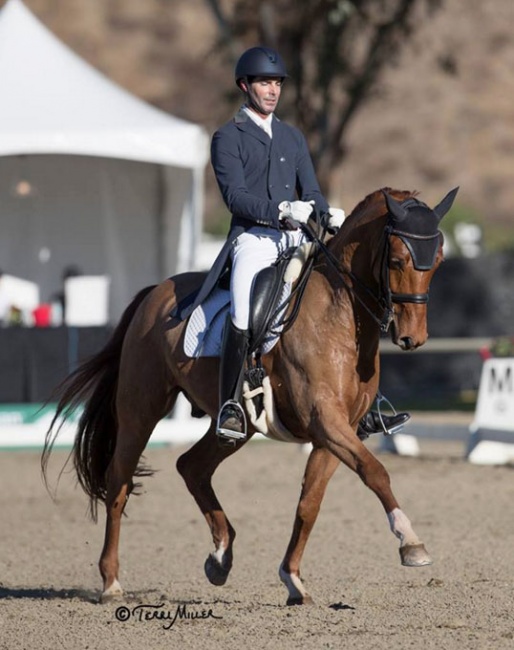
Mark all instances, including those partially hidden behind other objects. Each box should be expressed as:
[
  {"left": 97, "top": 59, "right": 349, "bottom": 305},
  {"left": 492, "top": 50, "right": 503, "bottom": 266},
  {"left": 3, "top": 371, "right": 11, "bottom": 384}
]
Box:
[{"left": 390, "top": 258, "right": 405, "bottom": 271}]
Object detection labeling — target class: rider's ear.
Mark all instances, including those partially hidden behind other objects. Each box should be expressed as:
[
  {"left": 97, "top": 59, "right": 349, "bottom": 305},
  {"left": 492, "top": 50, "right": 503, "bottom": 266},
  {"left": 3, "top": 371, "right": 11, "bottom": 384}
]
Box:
[
  {"left": 383, "top": 191, "right": 408, "bottom": 222},
  {"left": 433, "top": 187, "right": 459, "bottom": 221}
]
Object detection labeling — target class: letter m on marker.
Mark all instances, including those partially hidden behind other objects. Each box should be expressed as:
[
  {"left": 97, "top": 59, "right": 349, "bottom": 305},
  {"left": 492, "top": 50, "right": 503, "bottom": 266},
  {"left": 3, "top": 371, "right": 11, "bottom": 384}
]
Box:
[{"left": 488, "top": 365, "right": 513, "bottom": 394}]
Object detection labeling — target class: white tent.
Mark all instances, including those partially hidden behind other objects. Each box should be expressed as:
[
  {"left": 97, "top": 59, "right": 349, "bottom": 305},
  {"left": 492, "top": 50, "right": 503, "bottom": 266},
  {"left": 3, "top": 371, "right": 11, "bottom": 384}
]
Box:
[{"left": 0, "top": 0, "right": 209, "bottom": 321}]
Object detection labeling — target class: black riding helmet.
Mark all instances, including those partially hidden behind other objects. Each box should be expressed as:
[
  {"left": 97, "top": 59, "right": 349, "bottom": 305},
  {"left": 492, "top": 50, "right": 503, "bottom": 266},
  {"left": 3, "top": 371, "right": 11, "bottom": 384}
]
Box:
[{"left": 235, "top": 46, "right": 288, "bottom": 87}]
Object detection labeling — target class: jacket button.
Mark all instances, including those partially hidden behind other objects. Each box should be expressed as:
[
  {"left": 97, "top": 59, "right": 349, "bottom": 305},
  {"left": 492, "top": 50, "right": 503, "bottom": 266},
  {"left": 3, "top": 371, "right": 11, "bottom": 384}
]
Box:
[
  {"left": 285, "top": 184, "right": 290, "bottom": 189},
  {"left": 280, "top": 157, "right": 286, "bottom": 162}
]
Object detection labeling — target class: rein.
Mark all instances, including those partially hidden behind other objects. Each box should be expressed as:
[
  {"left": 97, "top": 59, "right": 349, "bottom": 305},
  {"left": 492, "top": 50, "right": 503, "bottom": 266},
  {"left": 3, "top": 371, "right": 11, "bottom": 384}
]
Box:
[
  {"left": 303, "top": 221, "right": 394, "bottom": 333},
  {"left": 300, "top": 214, "right": 440, "bottom": 333},
  {"left": 268, "top": 216, "right": 391, "bottom": 336},
  {"left": 268, "top": 208, "right": 441, "bottom": 338}
]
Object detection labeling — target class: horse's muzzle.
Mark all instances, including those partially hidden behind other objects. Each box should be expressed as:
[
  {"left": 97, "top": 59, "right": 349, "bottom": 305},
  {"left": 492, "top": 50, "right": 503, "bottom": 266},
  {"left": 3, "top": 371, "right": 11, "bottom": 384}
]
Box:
[
  {"left": 398, "top": 336, "right": 418, "bottom": 351},
  {"left": 390, "top": 320, "right": 426, "bottom": 351}
]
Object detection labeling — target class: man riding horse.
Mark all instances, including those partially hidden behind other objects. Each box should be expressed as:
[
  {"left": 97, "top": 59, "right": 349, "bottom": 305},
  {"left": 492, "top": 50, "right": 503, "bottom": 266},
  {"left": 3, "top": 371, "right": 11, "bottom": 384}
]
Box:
[{"left": 181, "top": 46, "right": 409, "bottom": 443}]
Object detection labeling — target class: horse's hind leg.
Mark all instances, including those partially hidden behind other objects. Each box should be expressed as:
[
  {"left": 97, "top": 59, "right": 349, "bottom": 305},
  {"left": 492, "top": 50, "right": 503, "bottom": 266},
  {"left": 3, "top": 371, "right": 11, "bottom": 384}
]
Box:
[
  {"left": 176, "top": 421, "right": 250, "bottom": 587},
  {"left": 100, "top": 390, "right": 178, "bottom": 603},
  {"left": 279, "top": 446, "right": 340, "bottom": 605},
  {"left": 99, "top": 443, "right": 134, "bottom": 602},
  {"left": 99, "top": 417, "right": 157, "bottom": 602}
]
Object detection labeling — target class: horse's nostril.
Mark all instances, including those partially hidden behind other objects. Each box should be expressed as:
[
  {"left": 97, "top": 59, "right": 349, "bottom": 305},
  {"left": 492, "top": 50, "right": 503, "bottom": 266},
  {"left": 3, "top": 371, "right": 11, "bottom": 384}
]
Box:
[{"left": 401, "top": 336, "right": 415, "bottom": 350}]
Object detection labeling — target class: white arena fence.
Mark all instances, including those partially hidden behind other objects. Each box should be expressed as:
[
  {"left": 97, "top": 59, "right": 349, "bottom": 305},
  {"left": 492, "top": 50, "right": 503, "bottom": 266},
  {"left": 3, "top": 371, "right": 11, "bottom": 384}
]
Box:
[{"left": 0, "top": 338, "right": 512, "bottom": 466}]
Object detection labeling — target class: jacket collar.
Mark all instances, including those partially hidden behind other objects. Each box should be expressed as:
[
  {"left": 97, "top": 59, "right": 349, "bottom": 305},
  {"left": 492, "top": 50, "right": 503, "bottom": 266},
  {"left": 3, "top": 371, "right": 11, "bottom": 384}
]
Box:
[{"left": 233, "top": 107, "right": 280, "bottom": 146}]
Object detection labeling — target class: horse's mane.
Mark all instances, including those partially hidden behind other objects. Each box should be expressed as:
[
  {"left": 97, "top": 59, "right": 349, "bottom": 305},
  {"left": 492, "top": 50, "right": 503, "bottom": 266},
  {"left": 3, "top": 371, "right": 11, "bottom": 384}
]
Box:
[{"left": 350, "top": 187, "right": 419, "bottom": 220}]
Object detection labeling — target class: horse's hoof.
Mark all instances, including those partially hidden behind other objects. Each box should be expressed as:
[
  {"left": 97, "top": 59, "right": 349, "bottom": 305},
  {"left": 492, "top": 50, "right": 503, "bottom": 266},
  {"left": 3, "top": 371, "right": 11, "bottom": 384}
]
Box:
[
  {"left": 99, "top": 579, "right": 124, "bottom": 604},
  {"left": 400, "top": 543, "right": 433, "bottom": 567},
  {"left": 204, "top": 554, "right": 231, "bottom": 586},
  {"left": 286, "top": 594, "right": 314, "bottom": 606},
  {"left": 100, "top": 590, "right": 125, "bottom": 604},
  {"left": 279, "top": 565, "right": 313, "bottom": 605}
]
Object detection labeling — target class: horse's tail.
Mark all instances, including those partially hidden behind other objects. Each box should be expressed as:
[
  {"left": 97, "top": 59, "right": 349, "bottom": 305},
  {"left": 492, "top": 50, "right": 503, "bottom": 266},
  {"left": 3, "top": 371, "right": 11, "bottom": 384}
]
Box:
[{"left": 42, "top": 285, "right": 157, "bottom": 520}]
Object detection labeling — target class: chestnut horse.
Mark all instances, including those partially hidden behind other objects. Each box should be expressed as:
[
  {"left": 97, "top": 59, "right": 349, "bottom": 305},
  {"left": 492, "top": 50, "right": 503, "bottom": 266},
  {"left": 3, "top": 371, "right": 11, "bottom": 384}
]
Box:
[{"left": 42, "top": 187, "right": 457, "bottom": 605}]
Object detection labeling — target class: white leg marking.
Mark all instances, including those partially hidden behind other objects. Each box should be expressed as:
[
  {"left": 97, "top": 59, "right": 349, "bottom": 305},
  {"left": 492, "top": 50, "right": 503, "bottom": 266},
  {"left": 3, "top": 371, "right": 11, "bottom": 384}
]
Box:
[
  {"left": 212, "top": 542, "right": 226, "bottom": 565},
  {"left": 103, "top": 578, "right": 123, "bottom": 597},
  {"left": 279, "top": 564, "right": 308, "bottom": 601},
  {"left": 387, "top": 508, "right": 421, "bottom": 546}
]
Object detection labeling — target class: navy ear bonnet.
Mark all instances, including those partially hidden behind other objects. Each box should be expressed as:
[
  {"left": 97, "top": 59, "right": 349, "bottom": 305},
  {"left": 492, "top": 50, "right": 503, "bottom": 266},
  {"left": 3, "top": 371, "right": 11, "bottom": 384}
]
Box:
[{"left": 383, "top": 188, "right": 459, "bottom": 271}]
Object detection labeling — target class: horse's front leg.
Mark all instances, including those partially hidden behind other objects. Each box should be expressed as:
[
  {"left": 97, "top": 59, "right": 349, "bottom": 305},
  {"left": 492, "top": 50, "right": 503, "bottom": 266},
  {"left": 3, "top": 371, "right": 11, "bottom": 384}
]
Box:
[
  {"left": 320, "top": 411, "right": 432, "bottom": 569},
  {"left": 280, "top": 445, "right": 340, "bottom": 605},
  {"left": 176, "top": 421, "right": 251, "bottom": 587}
]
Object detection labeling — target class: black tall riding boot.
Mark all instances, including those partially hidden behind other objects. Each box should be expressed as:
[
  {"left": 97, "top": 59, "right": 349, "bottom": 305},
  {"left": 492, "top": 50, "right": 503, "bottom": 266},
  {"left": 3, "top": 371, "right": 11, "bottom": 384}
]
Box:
[
  {"left": 216, "top": 316, "right": 250, "bottom": 443},
  {"left": 357, "top": 411, "right": 410, "bottom": 440}
]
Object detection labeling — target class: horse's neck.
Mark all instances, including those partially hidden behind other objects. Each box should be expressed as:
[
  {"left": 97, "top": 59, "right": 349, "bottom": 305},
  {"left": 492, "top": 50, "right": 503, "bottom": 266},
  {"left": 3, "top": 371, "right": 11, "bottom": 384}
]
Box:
[
  {"left": 328, "top": 213, "right": 385, "bottom": 289},
  {"left": 316, "top": 214, "right": 385, "bottom": 353}
]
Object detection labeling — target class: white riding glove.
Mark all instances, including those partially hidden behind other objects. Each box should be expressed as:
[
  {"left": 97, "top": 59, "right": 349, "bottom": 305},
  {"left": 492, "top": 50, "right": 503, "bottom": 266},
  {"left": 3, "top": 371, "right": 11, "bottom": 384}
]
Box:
[
  {"left": 278, "top": 200, "right": 315, "bottom": 225},
  {"left": 328, "top": 207, "right": 345, "bottom": 229}
]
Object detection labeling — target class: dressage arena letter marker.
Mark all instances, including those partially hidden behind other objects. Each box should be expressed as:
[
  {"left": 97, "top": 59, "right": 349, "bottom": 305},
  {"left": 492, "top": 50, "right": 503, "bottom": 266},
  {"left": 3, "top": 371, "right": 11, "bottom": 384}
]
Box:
[{"left": 467, "top": 358, "right": 514, "bottom": 465}]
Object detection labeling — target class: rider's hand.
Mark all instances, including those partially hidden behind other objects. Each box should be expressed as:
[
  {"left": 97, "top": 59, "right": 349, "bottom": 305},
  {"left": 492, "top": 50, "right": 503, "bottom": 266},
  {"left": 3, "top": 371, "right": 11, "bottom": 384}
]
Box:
[
  {"left": 279, "top": 200, "right": 315, "bottom": 225},
  {"left": 327, "top": 207, "right": 345, "bottom": 229}
]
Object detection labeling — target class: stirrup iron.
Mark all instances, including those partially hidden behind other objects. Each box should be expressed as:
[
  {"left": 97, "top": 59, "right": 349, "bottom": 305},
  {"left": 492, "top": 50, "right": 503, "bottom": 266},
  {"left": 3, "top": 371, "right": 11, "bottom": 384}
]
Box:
[
  {"left": 216, "top": 400, "right": 247, "bottom": 442},
  {"left": 375, "top": 391, "right": 404, "bottom": 436}
]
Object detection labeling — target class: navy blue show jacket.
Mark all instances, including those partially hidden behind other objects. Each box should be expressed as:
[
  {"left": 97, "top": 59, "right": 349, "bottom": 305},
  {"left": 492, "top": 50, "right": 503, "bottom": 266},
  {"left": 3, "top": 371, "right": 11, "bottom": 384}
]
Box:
[
  {"left": 176, "top": 108, "right": 329, "bottom": 321},
  {"left": 212, "top": 108, "right": 329, "bottom": 231}
]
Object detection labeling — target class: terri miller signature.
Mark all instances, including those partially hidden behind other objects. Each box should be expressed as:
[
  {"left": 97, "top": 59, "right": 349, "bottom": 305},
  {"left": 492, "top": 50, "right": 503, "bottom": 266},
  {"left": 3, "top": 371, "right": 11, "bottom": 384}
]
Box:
[{"left": 115, "top": 603, "right": 223, "bottom": 629}]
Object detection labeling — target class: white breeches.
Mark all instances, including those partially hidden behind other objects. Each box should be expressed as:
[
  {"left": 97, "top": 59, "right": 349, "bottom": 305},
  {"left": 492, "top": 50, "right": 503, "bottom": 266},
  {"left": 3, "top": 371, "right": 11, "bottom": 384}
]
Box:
[{"left": 230, "top": 226, "right": 306, "bottom": 331}]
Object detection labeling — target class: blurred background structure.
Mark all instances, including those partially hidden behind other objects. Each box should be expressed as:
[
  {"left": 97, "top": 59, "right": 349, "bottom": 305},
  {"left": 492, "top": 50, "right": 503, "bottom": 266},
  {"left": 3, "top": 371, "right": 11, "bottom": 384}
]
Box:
[
  {"left": 0, "top": 0, "right": 208, "bottom": 324},
  {"left": 0, "top": 0, "right": 513, "bottom": 413}
]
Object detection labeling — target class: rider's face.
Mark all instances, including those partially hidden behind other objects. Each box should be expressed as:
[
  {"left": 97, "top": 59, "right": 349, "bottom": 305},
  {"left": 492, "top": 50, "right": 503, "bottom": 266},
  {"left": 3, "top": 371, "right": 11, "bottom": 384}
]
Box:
[{"left": 241, "top": 77, "right": 283, "bottom": 118}]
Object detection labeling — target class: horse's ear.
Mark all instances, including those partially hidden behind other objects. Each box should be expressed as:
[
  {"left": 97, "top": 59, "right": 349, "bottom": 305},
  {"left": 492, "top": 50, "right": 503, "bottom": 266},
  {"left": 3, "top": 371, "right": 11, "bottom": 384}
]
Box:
[
  {"left": 383, "top": 190, "right": 408, "bottom": 221},
  {"left": 433, "top": 187, "right": 459, "bottom": 221}
]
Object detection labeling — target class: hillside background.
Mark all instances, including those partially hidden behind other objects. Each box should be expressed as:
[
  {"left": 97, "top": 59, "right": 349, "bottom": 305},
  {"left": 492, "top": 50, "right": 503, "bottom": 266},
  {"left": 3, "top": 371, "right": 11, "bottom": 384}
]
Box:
[{"left": 3, "top": 0, "right": 514, "bottom": 250}]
